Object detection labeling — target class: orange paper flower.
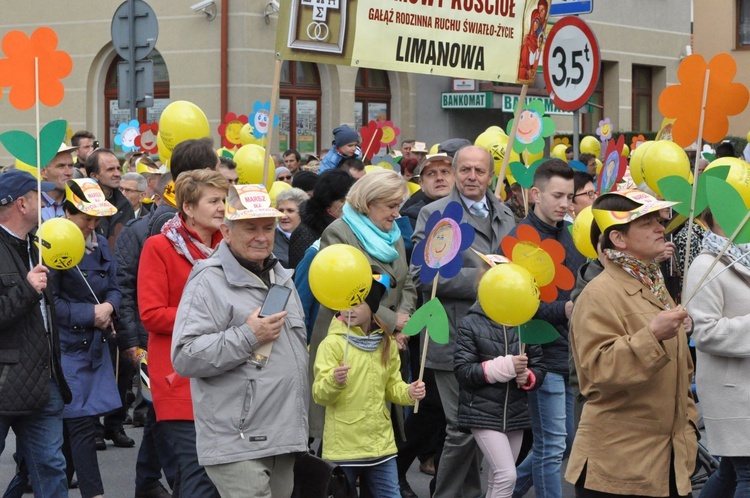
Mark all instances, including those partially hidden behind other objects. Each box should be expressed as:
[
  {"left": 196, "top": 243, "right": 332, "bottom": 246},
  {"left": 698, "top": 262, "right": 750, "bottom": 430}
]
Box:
[
  {"left": 658, "top": 53, "right": 749, "bottom": 148},
  {"left": 0, "top": 27, "right": 72, "bottom": 110},
  {"left": 501, "top": 225, "right": 574, "bottom": 303}
]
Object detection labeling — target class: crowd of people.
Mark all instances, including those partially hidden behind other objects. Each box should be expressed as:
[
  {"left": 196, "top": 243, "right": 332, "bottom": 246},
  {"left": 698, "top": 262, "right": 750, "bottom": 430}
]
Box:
[{"left": 0, "top": 122, "right": 745, "bottom": 498}]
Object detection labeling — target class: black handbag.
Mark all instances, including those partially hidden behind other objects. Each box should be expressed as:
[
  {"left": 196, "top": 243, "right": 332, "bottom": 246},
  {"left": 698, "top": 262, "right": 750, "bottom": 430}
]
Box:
[{"left": 292, "top": 452, "right": 356, "bottom": 498}]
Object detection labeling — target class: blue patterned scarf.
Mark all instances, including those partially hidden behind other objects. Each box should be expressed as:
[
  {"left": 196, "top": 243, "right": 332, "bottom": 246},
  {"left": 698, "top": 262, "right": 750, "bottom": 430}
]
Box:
[{"left": 342, "top": 203, "right": 401, "bottom": 263}]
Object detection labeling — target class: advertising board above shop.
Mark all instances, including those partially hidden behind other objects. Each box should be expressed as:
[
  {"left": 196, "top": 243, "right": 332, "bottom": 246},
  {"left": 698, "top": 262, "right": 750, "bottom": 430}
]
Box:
[
  {"left": 441, "top": 91, "right": 493, "bottom": 109},
  {"left": 276, "top": 0, "right": 553, "bottom": 85}
]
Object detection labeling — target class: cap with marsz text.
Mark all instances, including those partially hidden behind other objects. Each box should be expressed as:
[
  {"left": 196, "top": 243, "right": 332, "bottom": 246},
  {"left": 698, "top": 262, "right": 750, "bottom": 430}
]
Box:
[{"left": 0, "top": 170, "right": 55, "bottom": 206}]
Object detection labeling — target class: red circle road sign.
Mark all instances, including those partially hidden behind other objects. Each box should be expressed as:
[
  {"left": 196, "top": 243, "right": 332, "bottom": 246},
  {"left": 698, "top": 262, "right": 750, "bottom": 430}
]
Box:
[{"left": 543, "top": 17, "right": 601, "bottom": 112}]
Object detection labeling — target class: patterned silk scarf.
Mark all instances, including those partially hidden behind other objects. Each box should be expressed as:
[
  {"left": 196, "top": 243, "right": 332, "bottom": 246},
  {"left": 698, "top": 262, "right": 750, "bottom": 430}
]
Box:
[
  {"left": 161, "top": 213, "right": 214, "bottom": 266},
  {"left": 604, "top": 248, "right": 671, "bottom": 308},
  {"left": 703, "top": 230, "right": 750, "bottom": 271}
]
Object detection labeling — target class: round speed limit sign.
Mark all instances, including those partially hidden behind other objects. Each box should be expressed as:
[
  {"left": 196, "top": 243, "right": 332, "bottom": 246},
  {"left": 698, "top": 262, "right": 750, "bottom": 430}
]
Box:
[{"left": 543, "top": 17, "right": 601, "bottom": 112}]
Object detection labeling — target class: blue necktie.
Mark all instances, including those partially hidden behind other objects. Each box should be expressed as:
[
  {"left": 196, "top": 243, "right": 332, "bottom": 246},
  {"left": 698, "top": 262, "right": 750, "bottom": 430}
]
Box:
[{"left": 470, "top": 202, "right": 489, "bottom": 219}]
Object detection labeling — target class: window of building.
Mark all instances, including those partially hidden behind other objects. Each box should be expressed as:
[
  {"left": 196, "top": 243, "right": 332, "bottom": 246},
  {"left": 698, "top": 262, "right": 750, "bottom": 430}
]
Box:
[
  {"left": 738, "top": 0, "right": 750, "bottom": 47},
  {"left": 104, "top": 50, "right": 170, "bottom": 151},
  {"left": 582, "top": 63, "right": 603, "bottom": 134},
  {"left": 632, "top": 65, "right": 652, "bottom": 132},
  {"left": 354, "top": 69, "right": 391, "bottom": 129},
  {"left": 279, "top": 61, "right": 321, "bottom": 155}
]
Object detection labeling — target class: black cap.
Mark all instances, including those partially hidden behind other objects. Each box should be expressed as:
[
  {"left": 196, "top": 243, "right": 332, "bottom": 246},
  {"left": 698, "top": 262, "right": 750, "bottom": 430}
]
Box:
[{"left": 438, "top": 138, "right": 472, "bottom": 158}]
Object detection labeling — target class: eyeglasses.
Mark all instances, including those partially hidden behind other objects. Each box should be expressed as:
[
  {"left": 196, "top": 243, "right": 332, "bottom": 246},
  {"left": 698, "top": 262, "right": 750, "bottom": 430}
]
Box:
[
  {"left": 278, "top": 175, "right": 292, "bottom": 181},
  {"left": 573, "top": 189, "right": 599, "bottom": 200},
  {"left": 120, "top": 187, "right": 144, "bottom": 195}
]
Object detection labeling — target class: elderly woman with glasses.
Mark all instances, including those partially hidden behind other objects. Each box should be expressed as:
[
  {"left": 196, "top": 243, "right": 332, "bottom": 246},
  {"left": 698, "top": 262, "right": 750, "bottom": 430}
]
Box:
[{"left": 273, "top": 187, "right": 309, "bottom": 268}]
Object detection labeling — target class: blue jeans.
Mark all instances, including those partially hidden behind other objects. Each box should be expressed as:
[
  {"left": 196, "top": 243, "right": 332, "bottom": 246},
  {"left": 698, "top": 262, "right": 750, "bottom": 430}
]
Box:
[
  {"left": 0, "top": 380, "right": 68, "bottom": 498},
  {"left": 158, "top": 420, "right": 219, "bottom": 498},
  {"left": 700, "top": 456, "right": 750, "bottom": 497},
  {"left": 342, "top": 458, "right": 400, "bottom": 498},
  {"left": 513, "top": 372, "right": 575, "bottom": 498}
]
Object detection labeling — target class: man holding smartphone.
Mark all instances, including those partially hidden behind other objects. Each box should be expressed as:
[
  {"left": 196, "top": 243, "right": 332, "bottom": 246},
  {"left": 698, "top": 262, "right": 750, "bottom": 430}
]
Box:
[{"left": 171, "top": 184, "right": 309, "bottom": 498}]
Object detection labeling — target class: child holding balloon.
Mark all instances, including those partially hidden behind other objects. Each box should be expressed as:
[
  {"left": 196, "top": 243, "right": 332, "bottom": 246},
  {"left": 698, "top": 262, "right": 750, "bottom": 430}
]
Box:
[
  {"left": 312, "top": 274, "right": 425, "bottom": 497},
  {"left": 454, "top": 302, "right": 545, "bottom": 498}
]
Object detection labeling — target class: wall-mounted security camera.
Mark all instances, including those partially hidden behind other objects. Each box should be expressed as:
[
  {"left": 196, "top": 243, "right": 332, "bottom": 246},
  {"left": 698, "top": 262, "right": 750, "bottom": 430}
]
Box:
[{"left": 191, "top": 0, "right": 216, "bottom": 20}]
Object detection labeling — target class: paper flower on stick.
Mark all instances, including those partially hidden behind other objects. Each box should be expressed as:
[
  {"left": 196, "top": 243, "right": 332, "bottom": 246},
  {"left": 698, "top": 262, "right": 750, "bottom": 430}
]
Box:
[
  {"left": 596, "top": 118, "right": 612, "bottom": 142},
  {"left": 218, "top": 112, "right": 248, "bottom": 149},
  {"left": 0, "top": 27, "right": 72, "bottom": 110},
  {"left": 0, "top": 119, "right": 67, "bottom": 167},
  {"left": 597, "top": 135, "right": 627, "bottom": 194},
  {"left": 553, "top": 137, "right": 570, "bottom": 147},
  {"left": 501, "top": 225, "right": 574, "bottom": 302},
  {"left": 507, "top": 99, "right": 556, "bottom": 155},
  {"left": 412, "top": 201, "right": 475, "bottom": 284},
  {"left": 114, "top": 120, "right": 141, "bottom": 152},
  {"left": 359, "top": 120, "right": 383, "bottom": 161},
  {"left": 134, "top": 122, "right": 158, "bottom": 154},
  {"left": 658, "top": 53, "right": 749, "bottom": 148},
  {"left": 250, "top": 101, "right": 278, "bottom": 139},
  {"left": 377, "top": 120, "right": 400, "bottom": 147},
  {"left": 630, "top": 134, "right": 646, "bottom": 152}
]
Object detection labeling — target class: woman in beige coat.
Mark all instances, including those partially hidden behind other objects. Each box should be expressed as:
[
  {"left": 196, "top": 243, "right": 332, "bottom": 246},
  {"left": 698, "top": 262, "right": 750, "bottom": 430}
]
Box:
[{"left": 567, "top": 190, "right": 698, "bottom": 497}]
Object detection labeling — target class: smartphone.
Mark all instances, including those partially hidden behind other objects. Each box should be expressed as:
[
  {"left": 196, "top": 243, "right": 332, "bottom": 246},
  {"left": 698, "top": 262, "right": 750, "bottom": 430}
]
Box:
[{"left": 259, "top": 284, "right": 292, "bottom": 318}]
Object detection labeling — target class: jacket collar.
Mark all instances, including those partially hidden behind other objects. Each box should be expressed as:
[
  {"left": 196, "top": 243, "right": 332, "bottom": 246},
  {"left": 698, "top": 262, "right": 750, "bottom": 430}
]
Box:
[
  {"left": 525, "top": 208, "right": 564, "bottom": 238},
  {"left": 450, "top": 187, "right": 503, "bottom": 226},
  {"left": 212, "top": 240, "right": 293, "bottom": 289},
  {"left": 602, "top": 257, "right": 672, "bottom": 311}
]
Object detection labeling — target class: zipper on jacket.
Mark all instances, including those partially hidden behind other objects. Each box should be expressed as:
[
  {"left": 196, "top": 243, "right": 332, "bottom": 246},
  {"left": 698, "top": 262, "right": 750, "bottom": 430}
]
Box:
[
  {"left": 239, "top": 379, "right": 254, "bottom": 440},
  {"left": 502, "top": 325, "right": 509, "bottom": 432}
]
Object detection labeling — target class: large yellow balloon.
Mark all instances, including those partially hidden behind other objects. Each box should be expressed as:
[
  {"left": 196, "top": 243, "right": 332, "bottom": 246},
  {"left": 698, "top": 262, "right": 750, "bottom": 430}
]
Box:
[
  {"left": 595, "top": 158, "right": 603, "bottom": 176},
  {"left": 269, "top": 181, "right": 292, "bottom": 205},
  {"left": 478, "top": 263, "right": 540, "bottom": 326},
  {"left": 475, "top": 130, "right": 511, "bottom": 175},
  {"left": 156, "top": 133, "right": 171, "bottom": 164},
  {"left": 15, "top": 159, "right": 38, "bottom": 179},
  {"left": 309, "top": 244, "right": 373, "bottom": 310},
  {"left": 429, "top": 143, "right": 440, "bottom": 155},
  {"left": 641, "top": 140, "right": 691, "bottom": 197},
  {"left": 158, "top": 101, "right": 211, "bottom": 153},
  {"left": 705, "top": 157, "right": 750, "bottom": 207},
  {"left": 522, "top": 149, "right": 543, "bottom": 165},
  {"left": 572, "top": 206, "right": 598, "bottom": 259},
  {"left": 552, "top": 143, "right": 568, "bottom": 161},
  {"left": 239, "top": 123, "right": 267, "bottom": 147},
  {"left": 234, "top": 144, "right": 274, "bottom": 187},
  {"left": 580, "top": 136, "right": 601, "bottom": 158},
  {"left": 621, "top": 143, "right": 630, "bottom": 159},
  {"left": 37, "top": 218, "right": 85, "bottom": 270},
  {"left": 628, "top": 141, "right": 654, "bottom": 186}
]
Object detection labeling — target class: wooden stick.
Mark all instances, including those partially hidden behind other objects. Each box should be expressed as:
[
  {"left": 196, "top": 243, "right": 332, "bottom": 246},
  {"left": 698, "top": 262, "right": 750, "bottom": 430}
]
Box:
[
  {"left": 35, "top": 57, "right": 42, "bottom": 266},
  {"left": 523, "top": 187, "right": 529, "bottom": 217},
  {"left": 414, "top": 275, "right": 439, "bottom": 413},
  {"left": 494, "top": 84, "right": 528, "bottom": 198},
  {"left": 362, "top": 128, "right": 377, "bottom": 161},
  {"left": 680, "top": 70, "right": 711, "bottom": 302},
  {"left": 262, "top": 59, "right": 282, "bottom": 188},
  {"left": 683, "top": 209, "right": 750, "bottom": 307}
]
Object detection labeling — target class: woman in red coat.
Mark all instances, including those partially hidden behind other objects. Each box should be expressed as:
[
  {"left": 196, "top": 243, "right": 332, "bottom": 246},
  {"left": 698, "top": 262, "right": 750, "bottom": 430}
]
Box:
[{"left": 138, "top": 169, "right": 228, "bottom": 497}]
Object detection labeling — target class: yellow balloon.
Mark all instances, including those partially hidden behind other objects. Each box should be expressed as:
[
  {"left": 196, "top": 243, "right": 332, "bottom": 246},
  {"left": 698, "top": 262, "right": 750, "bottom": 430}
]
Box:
[
  {"left": 239, "top": 123, "right": 254, "bottom": 146},
  {"left": 746, "top": 130, "right": 750, "bottom": 143},
  {"left": 429, "top": 143, "right": 440, "bottom": 155},
  {"left": 522, "top": 149, "right": 543, "bottom": 165},
  {"left": 478, "top": 263, "right": 540, "bottom": 326},
  {"left": 484, "top": 126, "right": 506, "bottom": 136},
  {"left": 234, "top": 144, "right": 274, "bottom": 187},
  {"left": 156, "top": 133, "right": 171, "bottom": 163},
  {"left": 641, "top": 140, "right": 691, "bottom": 197},
  {"left": 705, "top": 157, "right": 750, "bottom": 207},
  {"left": 158, "top": 101, "right": 211, "bottom": 152},
  {"left": 475, "top": 130, "right": 510, "bottom": 175},
  {"left": 376, "top": 161, "right": 394, "bottom": 171},
  {"left": 595, "top": 158, "right": 603, "bottom": 176},
  {"left": 269, "top": 181, "right": 292, "bottom": 205},
  {"left": 407, "top": 182, "right": 421, "bottom": 195},
  {"left": 15, "top": 159, "right": 38, "bottom": 179},
  {"left": 580, "top": 136, "right": 601, "bottom": 158},
  {"left": 621, "top": 143, "right": 630, "bottom": 159},
  {"left": 628, "top": 141, "right": 653, "bottom": 186},
  {"left": 572, "top": 206, "right": 598, "bottom": 259},
  {"left": 309, "top": 244, "right": 373, "bottom": 310},
  {"left": 552, "top": 143, "right": 568, "bottom": 161},
  {"left": 364, "top": 165, "right": 383, "bottom": 174},
  {"left": 37, "top": 218, "right": 85, "bottom": 270}
]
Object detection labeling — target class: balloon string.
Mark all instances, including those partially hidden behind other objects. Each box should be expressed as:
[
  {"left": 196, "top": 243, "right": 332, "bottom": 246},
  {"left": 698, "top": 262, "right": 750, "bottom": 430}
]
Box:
[
  {"left": 76, "top": 266, "right": 100, "bottom": 305},
  {"left": 343, "top": 311, "right": 351, "bottom": 366}
]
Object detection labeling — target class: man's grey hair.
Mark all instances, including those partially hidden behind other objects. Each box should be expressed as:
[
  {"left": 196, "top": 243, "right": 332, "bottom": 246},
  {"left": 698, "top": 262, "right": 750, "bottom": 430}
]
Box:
[{"left": 122, "top": 172, "right": 147, "bottom": 192}]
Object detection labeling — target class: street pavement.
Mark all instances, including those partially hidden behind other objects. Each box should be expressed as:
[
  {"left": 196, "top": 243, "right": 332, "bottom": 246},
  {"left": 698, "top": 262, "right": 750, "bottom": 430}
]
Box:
[{"left": 0, "top": 422, "right": 575, "bottom": 497}]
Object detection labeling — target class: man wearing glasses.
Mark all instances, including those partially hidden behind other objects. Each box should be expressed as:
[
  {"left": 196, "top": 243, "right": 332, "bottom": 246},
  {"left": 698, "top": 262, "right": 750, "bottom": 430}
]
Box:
[{"left": 120, "top": 173, "right": 149, "bottom": 219}]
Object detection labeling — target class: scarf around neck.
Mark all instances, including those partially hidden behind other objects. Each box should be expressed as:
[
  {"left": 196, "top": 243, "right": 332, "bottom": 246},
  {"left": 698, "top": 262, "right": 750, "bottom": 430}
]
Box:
[
  {"left": 161, "top": 213, "right": 215, "bottom": 266},
  {"left": 604, "top": 248, "right": 671, "bottom": 308},
  {"left": 703, "top": 230, "right": 750, "bottom": 270},
  {"left": 345, "top": 328, "right": 384, "bottom": 352},
  {"left": 84, "top": 231, "right": 99, "bottom": 255},
  {"left": 342, "top": 203, "right": 401, "bottom": 263}
]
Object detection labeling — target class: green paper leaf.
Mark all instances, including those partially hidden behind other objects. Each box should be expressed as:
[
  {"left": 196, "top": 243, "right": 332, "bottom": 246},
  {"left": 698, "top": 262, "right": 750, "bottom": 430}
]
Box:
[
  {"left": 657, "top": 176, "right": 694, "bottom": 217},
  {"left": 510, "top": 161, "right": 535, "bottom": 188},
  {"left": 518, "top": 319, "right": 560, "bottom": 345},
  {"left": 705, "top": 176, "right": 750, "bottom": 244},
  {"left": 0, "top": 130, "right": 37, "bottom": 166},
  {"left": 401, "top": 297, "right": 449, "bottom": 345},
  {"left": 39, "top": 120, "right": 68, "bottom": 167}
]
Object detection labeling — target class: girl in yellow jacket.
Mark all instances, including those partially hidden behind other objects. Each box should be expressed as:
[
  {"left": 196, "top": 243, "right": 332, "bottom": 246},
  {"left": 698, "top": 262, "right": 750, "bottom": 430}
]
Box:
[{"left": 313, "top": 276, "right": 425, "bottom": 497}]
